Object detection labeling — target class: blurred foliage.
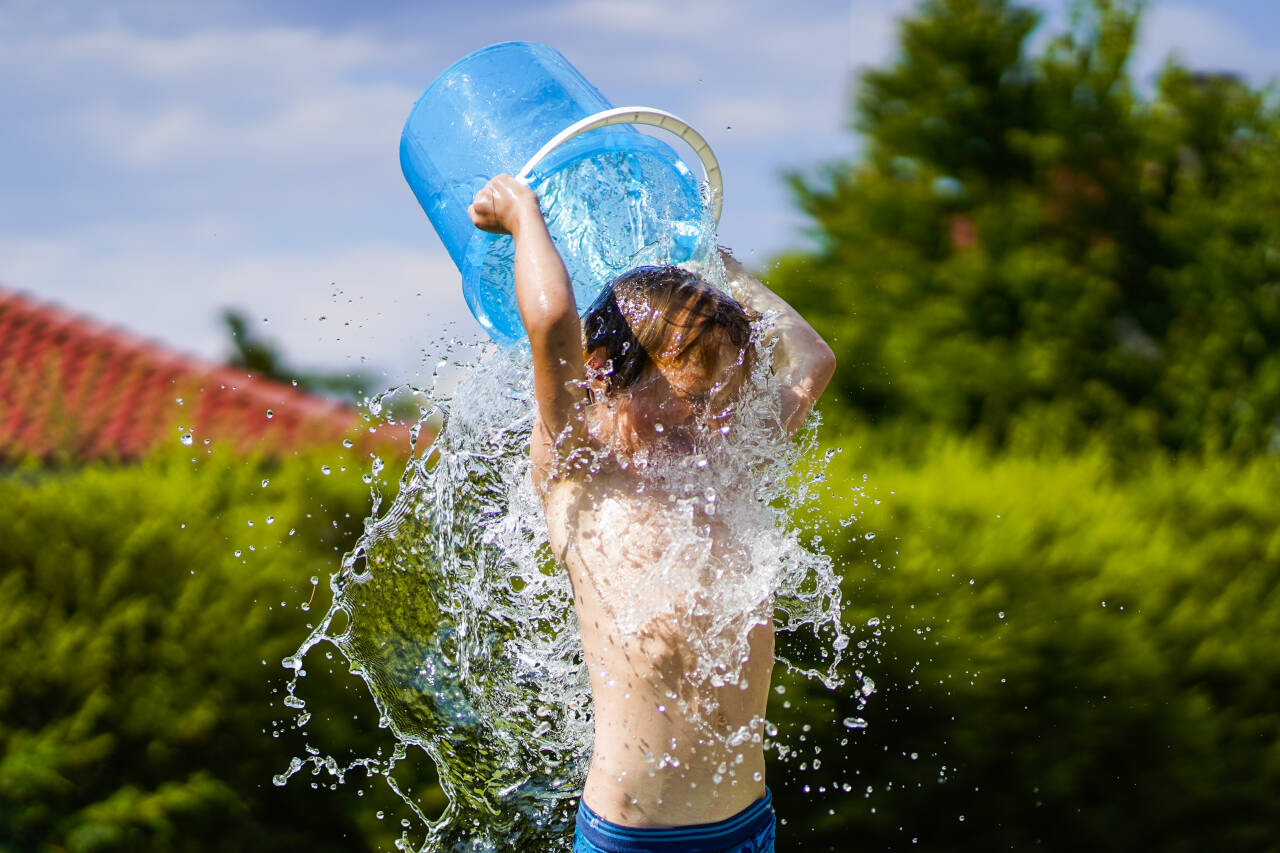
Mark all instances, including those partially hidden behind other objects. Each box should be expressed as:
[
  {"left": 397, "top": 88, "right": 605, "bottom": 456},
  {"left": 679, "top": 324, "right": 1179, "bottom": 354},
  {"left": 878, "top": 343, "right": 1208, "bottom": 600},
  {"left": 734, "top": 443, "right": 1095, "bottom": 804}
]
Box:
[
  {"left": 770, "top": 0, "right": 1280, "bottom": 457},
  {"left": 7, "top": 0, "right": 1280, "bottom": 850},
  {"left": 222, "top": 308, "right": 374, "bottom": 402},
  {"left": 759, "top": 0, "right": 1280, "bottom": 848},
  {"left": 0, "top": 449, "right": 439, "bottom": 852},
  {"left": 769, "top": 433, "right": 1280, "bottom": 851}
]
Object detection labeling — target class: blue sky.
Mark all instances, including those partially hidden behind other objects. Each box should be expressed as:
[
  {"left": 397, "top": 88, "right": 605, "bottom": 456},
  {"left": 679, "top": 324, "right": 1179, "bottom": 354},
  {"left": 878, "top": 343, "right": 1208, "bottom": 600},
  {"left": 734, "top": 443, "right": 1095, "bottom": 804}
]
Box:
[{"left": 2, "top": 0, "right": 1277, "bottom": 386}]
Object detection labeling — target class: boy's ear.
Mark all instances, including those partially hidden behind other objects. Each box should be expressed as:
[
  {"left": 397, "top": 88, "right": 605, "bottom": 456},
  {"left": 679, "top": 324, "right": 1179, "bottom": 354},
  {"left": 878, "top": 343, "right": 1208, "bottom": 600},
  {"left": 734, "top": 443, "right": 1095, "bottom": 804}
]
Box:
[{"left": 585, "top": 352, "right": 610, "bottom": 374}]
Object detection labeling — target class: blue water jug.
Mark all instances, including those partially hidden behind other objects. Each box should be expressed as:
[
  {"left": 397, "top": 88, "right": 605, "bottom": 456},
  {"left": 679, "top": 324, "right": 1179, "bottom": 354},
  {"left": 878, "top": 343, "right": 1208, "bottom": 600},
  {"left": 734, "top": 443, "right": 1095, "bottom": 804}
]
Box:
[{"left": 400, "top": 41, "right": 722, "bottom": 344}]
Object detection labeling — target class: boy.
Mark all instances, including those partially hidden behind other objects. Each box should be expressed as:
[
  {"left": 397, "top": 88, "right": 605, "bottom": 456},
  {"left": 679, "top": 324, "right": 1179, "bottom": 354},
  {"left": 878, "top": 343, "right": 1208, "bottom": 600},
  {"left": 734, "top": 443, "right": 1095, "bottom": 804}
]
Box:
[{"left": 468, "top": 175, "right": 835, "bottom": 852}]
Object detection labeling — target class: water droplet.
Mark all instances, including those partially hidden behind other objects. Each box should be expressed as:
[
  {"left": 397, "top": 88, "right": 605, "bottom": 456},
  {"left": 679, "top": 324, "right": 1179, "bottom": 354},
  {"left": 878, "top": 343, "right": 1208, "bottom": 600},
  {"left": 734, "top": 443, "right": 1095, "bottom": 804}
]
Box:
[
  {"left": 261, "top": 479, "right": 270, "bottom": 488},
  {"left": 265, "top": 515, "right": 275, "bottom": 525},
  {"left": 864, "top": 532, "right": 876, "bottom": 540},
  {"left": 842, "top": 716, "right": 868, "bottom": 729},
  {"left": 179, "top": 432, "right": 193, "bottom": 446},
  {"left": 266, "top": 409, "right": 274, "bottom": 419},
  {"left": 282, "top": 694, "right": 305, "bottom": 709},
  {"left": 264, "top": 322, "right": 852, "bottom": 842},
  {"left": 320, "top": 465, "right": 331, "bottom": 476}
]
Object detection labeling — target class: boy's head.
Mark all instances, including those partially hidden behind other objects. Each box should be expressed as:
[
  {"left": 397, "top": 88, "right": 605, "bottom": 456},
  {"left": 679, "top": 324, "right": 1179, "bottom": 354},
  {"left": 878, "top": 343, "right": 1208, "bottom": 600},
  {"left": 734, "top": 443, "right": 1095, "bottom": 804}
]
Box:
[{"left": 582, "top": 266, "right": 755, "bottom": 435}]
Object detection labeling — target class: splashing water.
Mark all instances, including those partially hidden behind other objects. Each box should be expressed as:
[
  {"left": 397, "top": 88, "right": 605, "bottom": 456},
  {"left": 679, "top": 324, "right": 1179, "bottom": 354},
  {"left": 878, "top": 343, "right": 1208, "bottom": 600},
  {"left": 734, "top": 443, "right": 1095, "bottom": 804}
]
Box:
[
  {"left": 277, "top": 161, "right": 851, "bottom": 851},
  {"left": 468, "top": 145, "right": 712, "bottom": 343}
]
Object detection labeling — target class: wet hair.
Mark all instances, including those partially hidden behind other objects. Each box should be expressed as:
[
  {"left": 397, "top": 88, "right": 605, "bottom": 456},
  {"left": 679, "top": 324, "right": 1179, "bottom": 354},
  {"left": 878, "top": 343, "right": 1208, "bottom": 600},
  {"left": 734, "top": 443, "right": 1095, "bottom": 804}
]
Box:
[{"left": 582, "top": 265, "right": 754, "bottom": 398}]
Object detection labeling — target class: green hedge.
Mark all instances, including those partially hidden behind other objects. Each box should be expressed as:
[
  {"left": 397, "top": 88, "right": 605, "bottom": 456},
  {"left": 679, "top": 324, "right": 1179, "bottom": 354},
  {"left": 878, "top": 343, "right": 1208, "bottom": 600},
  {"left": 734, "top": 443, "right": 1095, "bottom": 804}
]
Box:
[
  {"left": 768, "top": 432, "right": 1280, "bottom": 851},
  {"left": 0, "top": 450, "right": 439, "bottom": 852},
  {"left": 5, "top": 436, "right": 1277, "bottom": 851}
]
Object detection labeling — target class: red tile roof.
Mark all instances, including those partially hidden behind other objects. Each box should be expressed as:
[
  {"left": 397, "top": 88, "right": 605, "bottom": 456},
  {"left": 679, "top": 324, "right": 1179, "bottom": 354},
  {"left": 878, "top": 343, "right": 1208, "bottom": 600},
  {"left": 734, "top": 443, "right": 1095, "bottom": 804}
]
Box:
[{"left": 0, "top": 286, "right": 377, "bottom": 462}]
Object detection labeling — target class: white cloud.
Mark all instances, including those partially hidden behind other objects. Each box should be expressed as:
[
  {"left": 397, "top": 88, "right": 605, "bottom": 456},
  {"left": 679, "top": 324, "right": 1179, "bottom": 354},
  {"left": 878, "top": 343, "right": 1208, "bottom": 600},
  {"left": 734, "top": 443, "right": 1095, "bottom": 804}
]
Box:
[
  {"left": 3, "top": 24, "right": 420, "bottom": 172},
  {"left": 527, "top": 0, "right": 876, "bottom": 164},
  {"left": 849, "top": 0, "right": 913, "bottom": 70},
  {"left": 48, "top": 26, "right": 394, "bottom": 81},
  {"left": 1134, "top": 3, "right": 1280, "bottom": 86},
  {"left": 82, "top": 79, "right": 416, "bottom": 169},
  {"left": 685, "top": 2, "right": 911, "bottom": 151},
  {"left": 0, "top": 229, "right": 471, "bottom": 382},
  {"left": 695, "top": 93, "right": 824, "bottom": 141},
  {"left": 546, "top": 0, "right": 736, "bottom": 38},
  {"left": 0, "top": 0, "right": 880, "bottom": 372}
]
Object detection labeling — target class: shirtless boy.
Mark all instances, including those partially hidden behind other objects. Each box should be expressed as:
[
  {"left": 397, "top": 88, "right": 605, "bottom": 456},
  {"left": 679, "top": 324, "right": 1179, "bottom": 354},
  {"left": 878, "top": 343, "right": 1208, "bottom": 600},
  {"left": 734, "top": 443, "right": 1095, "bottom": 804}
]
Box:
[{"left": 469, "top": 175, "right": 835, "bottom": 853}]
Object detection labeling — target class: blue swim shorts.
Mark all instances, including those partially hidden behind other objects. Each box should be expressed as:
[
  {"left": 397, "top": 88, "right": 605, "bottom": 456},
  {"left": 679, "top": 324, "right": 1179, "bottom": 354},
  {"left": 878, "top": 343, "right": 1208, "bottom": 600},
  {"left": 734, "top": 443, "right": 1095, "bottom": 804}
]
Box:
[{"left": 573, "top": 789, "right": 775, "bottom": 853}]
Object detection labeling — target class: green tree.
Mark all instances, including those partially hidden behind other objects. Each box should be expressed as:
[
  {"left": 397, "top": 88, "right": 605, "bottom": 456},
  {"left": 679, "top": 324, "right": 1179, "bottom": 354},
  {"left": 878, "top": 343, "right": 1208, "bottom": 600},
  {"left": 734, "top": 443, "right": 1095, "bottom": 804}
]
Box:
[
  {"left": 771, "top": 0, "right": 1280, "bottom": 456},
  {"left": 222, "top": 309, "right": 373, "bottom": 401},
  {"left": 1144, "top": 70, "right": 1280, "bottom": 453}
]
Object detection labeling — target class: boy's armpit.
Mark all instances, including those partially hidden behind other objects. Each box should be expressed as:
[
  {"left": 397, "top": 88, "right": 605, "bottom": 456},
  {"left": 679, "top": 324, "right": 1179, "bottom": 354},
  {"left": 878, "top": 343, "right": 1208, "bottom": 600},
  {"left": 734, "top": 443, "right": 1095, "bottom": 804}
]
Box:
[{"left": 529, "top": 417, "right": 596, "bottom": 492}]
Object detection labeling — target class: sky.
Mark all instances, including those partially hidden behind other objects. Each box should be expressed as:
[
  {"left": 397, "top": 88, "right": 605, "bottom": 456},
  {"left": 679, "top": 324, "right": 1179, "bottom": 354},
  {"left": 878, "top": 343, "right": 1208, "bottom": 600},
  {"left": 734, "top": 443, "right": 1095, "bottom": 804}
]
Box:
[{"left": 2, "top": 0, "right": 1278, "bottom": 389}]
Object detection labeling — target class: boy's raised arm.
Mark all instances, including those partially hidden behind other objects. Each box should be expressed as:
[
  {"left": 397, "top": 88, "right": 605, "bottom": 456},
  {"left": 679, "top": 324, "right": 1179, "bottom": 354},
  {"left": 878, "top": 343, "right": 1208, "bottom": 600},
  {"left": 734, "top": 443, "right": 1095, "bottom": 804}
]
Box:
[
  {"left": 469, "top": 175, "right": 589, "bottom": 469},
  {"left": 719, "top": 248, "right": 836, "bottom": 435}
]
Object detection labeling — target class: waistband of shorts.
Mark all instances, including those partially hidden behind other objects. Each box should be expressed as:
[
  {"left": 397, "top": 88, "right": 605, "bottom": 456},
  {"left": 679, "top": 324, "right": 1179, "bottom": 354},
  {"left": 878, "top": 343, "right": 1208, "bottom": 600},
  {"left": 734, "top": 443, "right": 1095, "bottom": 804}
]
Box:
[{"left": 575, "top": 789, "right": 773, "bottom": 852}]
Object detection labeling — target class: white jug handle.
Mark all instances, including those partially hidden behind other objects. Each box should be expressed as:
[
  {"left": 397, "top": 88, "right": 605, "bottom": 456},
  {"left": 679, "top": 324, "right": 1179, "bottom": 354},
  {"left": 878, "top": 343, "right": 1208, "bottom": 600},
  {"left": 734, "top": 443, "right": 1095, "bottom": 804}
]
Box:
[{"left": 515, "top": 106, "right": 723, "bottom": 227}]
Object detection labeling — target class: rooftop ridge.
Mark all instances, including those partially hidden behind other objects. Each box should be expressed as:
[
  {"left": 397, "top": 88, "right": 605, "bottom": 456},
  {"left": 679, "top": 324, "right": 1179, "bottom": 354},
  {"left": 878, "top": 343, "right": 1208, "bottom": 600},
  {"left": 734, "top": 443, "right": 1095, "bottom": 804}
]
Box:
[{"left": 0, "top": 285, "right": 400, "bottom": 463}]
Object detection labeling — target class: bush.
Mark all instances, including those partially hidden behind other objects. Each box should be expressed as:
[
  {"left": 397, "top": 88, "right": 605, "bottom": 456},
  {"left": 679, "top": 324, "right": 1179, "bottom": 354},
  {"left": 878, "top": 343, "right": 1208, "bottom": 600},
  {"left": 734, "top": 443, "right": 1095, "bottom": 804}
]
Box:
[
  {"left": 0, "top": 449, "right": 439, "bottom": 852},
  {"left": 768, "top": 432, "right": 1280, "bottom": 851}
]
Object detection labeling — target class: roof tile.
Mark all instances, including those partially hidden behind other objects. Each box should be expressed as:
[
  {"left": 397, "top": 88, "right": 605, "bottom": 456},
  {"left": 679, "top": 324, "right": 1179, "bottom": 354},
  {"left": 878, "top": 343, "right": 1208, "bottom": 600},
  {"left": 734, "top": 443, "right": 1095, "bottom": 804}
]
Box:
[{"left": 0, "top": 286, "right": 380, "bottom": 463}]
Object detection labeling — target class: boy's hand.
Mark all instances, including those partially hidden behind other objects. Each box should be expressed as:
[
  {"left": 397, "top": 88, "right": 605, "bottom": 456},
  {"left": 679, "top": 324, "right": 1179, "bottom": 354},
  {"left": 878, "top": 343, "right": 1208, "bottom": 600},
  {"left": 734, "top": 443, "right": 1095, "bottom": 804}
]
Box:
[{"left": 468, "top": 175, "right": 541, "bottom": 236}]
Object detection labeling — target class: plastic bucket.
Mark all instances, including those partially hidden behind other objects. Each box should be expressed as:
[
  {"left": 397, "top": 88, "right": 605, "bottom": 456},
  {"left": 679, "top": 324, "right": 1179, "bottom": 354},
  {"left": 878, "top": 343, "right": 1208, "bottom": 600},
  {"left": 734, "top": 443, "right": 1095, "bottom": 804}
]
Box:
[{"left": 400, "top": 41, "right": 717, "bottom": 344}]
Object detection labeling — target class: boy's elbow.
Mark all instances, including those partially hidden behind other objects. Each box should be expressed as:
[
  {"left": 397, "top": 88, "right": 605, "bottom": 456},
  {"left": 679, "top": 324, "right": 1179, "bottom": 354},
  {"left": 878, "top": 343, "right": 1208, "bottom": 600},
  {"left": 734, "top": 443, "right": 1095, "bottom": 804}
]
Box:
[
  {"left": 523, "top": 301, "right": 581, "bottom": 350},
  {"left": 811, "top": 339, "right": 836, "bottom": 392}
]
